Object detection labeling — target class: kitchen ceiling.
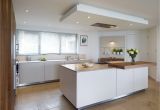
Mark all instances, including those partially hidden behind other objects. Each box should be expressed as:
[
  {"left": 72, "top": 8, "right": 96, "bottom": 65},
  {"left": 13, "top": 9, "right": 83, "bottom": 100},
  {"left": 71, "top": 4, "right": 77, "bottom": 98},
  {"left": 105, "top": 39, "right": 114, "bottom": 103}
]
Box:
[{"left": 12, "top": 0, "right": 158, "bottom": 31}]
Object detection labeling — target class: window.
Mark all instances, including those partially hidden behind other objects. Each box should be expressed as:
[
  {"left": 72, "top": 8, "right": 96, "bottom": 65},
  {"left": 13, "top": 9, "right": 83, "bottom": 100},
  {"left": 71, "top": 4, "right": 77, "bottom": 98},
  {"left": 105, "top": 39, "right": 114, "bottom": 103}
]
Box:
[
  {"left": 40, "top": 32, "right": 60, "bottom": 54},
  {"left": 17, "top": 31, "right": 39, "bottom": 55},
  {"left": 16, "top": 30, "right": 77, "bottom": 55},
  {"left": 61, "top": 34, "right": 77, "bottom": 54}
]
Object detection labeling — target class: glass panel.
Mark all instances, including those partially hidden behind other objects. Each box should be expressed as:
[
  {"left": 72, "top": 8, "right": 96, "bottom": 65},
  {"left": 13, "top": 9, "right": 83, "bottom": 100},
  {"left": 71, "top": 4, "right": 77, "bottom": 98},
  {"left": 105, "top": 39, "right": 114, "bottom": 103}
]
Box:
[
  {"left": 18, "top": 31, "right": 39, "bottom": 55},
  {"left": 40, "top": 32, "right": 60, "bottom": 54},
  {"left": 61, "top": 34, "right": 77, "bottom": 53}
]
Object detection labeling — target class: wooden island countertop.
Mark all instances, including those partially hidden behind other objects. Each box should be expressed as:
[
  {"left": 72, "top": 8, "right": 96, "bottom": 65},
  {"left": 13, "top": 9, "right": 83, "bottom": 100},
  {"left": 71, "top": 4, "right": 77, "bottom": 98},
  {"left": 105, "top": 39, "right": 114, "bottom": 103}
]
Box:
[
  {"left": 108, "top": 61, "right": 150, "bottom": 69},
  {"left": 61, "top": 61, "right": 151, "bottom": 72},
  {"left": 61, "top": 64, "right": 113, "bottom": 72}
]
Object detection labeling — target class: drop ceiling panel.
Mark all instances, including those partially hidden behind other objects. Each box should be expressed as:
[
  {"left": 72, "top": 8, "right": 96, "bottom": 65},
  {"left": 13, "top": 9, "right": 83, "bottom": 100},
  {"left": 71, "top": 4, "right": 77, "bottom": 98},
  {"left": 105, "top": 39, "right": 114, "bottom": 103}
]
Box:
[{"left": 61, "top": 10, "right": 150, "bottom": 30}]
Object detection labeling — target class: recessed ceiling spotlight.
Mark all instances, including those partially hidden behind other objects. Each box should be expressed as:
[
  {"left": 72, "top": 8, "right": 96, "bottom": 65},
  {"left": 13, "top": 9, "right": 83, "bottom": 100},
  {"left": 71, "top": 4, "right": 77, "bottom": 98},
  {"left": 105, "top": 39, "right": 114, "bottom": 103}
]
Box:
[
  {"left": 88, "top": 16, "right": 90, "bottom": 19},
  {"left": 129, "top": 24, "right": 133, "bottom": 26},
  {"left": 25, "top": 9, "right": 29, "bottom": 13},
  {"left": 76, "top": 21, "right": 79, "bottom": 24}
]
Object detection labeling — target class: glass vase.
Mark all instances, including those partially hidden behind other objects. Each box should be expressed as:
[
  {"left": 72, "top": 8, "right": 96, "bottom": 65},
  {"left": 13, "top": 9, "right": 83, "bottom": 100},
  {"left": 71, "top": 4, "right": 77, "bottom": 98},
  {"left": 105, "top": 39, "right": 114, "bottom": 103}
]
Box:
[{"left": 131, "top": 57, "right": 135, "bottom": 64}]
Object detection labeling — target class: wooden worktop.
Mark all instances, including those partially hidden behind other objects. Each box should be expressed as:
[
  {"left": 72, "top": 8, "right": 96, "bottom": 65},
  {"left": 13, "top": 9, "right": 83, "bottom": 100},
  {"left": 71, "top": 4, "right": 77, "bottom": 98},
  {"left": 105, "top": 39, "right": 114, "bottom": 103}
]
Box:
[
  {"left": 108, "top": 61, "right": 150, "bottom": 69},
  {"left": 61, "top": 64, "right": 113, "bottom": 72},
  {"left": 61, "top": 61, "right": 151, "bottom": 72}
]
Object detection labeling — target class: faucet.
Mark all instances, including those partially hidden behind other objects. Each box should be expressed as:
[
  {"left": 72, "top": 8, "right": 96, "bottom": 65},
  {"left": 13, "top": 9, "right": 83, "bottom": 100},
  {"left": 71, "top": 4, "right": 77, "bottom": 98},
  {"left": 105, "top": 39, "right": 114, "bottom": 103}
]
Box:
[
  {"left": 77, "top": 54, "right": 80, "bottom": 60},
  {"left": 65, "top": 56, "right": 71, "bottom": 61}
]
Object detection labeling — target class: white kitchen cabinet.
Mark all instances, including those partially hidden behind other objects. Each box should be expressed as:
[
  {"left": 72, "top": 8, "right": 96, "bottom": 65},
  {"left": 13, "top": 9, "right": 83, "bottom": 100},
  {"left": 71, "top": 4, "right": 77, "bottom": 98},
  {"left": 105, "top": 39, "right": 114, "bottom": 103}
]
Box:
[
  {"left": 60, "top": 66, "right": 117, "bottom": 108},
  {"left": 134, "top": 67, "right": 148, "bottom": 91},
  {"left": 117, "top": 69, "right": 134, "bottom": 96},
  {"left": 19, "top": 62, "right": 44, "bottom": 84},
  {"left": 117, "top": 67, "right": 148, "bottom": 96},
  {"left": 44, "top": 61, "right": 64, "bottom": 81},
  {"left": 77, "top": 69, "right": 117, "bottom": 108}
]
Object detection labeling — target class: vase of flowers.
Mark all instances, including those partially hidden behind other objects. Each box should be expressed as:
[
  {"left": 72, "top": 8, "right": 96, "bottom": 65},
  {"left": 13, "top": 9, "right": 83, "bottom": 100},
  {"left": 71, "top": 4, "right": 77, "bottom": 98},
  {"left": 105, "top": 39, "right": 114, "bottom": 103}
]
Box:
[{"left": 127, "top": 49, "right": 139, "bottom": 64}]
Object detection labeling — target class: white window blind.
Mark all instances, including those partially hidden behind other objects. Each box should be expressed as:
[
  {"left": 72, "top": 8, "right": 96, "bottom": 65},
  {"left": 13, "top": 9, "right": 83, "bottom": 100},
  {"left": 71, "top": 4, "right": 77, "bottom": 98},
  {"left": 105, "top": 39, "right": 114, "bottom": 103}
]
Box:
[
  {"left": 40, "top": 33, "right": 60, "bottom": 54},
  {"left": 17, "top": 30, "right": 77, "bottom": 55},
  {"left": 61, "top": 34, "right": 77, "bottom": 54},
  {"left": 18, "top": 31, "right": 39, "bottom": 55}
]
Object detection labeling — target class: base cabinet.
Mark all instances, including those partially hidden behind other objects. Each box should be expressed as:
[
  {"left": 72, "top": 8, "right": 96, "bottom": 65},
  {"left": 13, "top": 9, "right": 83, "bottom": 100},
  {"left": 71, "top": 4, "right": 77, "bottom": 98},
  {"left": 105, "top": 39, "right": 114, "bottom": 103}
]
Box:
[
  {"left": 19, "top": 62, "right": 44, "bottom": 84},
  {"left": 77, "top": 69, "right": 117, "bottom": 107},
  {"left": 44, "top": 61, "right": 64, "bottom": 81},
  {"left": 18, "top": 61, "right": 65, "bottom": 85},
  {"left": 134, "top": 67, "right": 148, "bottom": 91},
  {"left": 117, "top": 69, "right": 134, "bottom": 96},
  {"left": 117, "top": 67, "right": 148, "bottom": 96}
]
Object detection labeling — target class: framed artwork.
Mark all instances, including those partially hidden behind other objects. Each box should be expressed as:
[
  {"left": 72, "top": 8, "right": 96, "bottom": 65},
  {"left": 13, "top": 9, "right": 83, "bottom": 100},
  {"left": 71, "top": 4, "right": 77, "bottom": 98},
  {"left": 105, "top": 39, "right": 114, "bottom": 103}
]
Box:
[{"left": 80, "top": 35, "right": 88, "bottom": 46}]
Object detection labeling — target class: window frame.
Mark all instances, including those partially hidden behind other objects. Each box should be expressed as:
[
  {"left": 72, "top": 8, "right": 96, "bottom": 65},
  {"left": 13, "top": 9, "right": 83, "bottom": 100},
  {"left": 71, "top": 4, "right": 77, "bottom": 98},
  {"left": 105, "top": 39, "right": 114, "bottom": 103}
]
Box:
[{"left": 16, "top": 29, "right": 78, "bottom": 55}]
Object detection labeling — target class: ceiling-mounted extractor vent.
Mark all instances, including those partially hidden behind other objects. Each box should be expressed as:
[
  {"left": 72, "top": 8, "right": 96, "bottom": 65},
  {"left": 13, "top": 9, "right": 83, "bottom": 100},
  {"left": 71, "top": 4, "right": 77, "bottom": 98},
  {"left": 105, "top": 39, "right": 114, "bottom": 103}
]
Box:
[{"left": 91, "top": 23, "right": 117, "bottom": 28}]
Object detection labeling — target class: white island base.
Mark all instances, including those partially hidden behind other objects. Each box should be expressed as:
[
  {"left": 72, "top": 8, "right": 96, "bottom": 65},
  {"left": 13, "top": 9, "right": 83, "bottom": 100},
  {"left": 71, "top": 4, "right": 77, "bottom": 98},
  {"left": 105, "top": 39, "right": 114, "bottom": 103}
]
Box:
[{"left": 59, "top": 64, "right": 148, "bottom": 109}]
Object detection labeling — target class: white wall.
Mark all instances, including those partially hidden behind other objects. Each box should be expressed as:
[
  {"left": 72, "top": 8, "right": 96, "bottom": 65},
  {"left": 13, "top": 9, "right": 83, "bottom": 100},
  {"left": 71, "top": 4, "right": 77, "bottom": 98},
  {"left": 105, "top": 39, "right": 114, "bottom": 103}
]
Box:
[
  {"left": 78, "top": 32, "right": 99, "bottom": 62},
  {"left": 99, "top": 36, "right": 125, "bottom": 58},
  {"left": 148, "top": 27, "right": 157, "bottom": 80},
  {"left": 99, "top": 30, "right": 149, "bottom": 62},
  {"left": 148, "top": 28, "right": 157, "bottom": 62}
]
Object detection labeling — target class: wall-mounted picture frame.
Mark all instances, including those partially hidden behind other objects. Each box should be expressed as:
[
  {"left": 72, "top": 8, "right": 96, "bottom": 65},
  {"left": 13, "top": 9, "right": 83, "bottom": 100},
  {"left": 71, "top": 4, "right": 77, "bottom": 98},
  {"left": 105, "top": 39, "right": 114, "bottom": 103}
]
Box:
[{"left": 80, "top": 35, "right": 88, "bottom": 46}]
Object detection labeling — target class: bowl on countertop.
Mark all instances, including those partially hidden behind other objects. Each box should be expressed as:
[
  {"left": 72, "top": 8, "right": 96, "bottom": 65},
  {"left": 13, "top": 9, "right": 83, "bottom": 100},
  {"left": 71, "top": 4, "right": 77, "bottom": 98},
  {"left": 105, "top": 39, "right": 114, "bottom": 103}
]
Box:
[{"left": 81, "top": 63, "right": 94, "bottom": 68}]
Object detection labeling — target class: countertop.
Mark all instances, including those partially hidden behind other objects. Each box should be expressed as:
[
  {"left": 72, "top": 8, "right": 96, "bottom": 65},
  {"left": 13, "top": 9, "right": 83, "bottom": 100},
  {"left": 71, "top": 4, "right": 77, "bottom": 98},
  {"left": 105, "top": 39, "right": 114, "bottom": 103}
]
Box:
[
  {"left": 61, "top": 64, "right": 113, "bottom": 72},
  {"left": 17, "top": 59, "right": 88, "bottom": 63},
  {"left": 61, "top": 61, "right": 150, "bottom": 72},
  {"left": 108, "top": 61, "right": 150, "bottom": 69}
]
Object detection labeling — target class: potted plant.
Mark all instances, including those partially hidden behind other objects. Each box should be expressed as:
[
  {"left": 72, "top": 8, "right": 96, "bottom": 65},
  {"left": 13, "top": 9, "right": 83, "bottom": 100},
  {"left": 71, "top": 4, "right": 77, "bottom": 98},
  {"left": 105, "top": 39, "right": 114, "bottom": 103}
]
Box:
[
  {"left": 119, "top": 49, "right": 123, "bottom": 55},
  {"left": 112, "top": 48, "right": 117, "bottom": 54},
  {"left": 127, "top": 49, "right": 139, "bottom": 64}
]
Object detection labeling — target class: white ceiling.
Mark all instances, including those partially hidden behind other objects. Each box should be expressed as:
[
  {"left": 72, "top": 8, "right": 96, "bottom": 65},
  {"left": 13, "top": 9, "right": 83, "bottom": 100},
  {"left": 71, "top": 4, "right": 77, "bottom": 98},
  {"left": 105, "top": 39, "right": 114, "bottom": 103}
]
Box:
[{"left": 13, "top": 0, "right": 158, "bottom": 31}]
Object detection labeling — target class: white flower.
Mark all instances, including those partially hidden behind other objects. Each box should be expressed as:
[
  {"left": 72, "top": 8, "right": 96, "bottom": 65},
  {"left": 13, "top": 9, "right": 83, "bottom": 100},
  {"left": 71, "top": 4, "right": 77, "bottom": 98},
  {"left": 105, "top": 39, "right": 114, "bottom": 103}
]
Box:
[
  {"left": 129, "top": 51, "right": 134, "bottom": 54},
  {"left": 135, "top": 49, "right": 139, "bottom": 53}
]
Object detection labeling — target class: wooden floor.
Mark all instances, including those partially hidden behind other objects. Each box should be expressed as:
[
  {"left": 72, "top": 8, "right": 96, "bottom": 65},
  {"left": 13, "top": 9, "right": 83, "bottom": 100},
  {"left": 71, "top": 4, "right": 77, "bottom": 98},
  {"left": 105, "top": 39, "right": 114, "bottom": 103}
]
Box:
[{"left": 15, "top": 79, "right": 160, "bottom": 110}]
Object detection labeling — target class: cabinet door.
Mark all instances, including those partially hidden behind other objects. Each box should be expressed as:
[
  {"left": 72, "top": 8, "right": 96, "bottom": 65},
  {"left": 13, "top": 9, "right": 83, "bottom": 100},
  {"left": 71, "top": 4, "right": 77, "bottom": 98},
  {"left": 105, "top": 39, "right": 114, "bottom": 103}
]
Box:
[
  {"left": 77, "top": 69, "right": 117, "bottom": 107},
  {"left": 19, "top": 62, "right": 44, "bottom": 84},
  {"left": 117, "top": 69, "right": 134, "bottom": 96},
  {"left": 44, "top": 61, "right": 64, "bottom": 81},
  {"left": 134, "top": 67, "right": 148, "bottom": 91}
]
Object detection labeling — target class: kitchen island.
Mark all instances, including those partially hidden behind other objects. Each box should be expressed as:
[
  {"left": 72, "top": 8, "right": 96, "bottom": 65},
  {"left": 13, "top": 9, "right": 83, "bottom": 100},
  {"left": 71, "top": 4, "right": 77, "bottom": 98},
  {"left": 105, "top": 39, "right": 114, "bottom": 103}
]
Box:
[{"left": 59, "top": 62, "right": 148, "bottom": 109}]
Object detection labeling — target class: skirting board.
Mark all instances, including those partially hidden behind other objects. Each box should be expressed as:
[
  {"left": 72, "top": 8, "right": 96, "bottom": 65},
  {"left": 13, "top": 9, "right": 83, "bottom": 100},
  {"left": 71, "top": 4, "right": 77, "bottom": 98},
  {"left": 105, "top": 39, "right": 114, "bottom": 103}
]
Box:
[
  {"left": 17, "top": 79, "right": 60, "bottom": 87},
  {"left": 63, "top": 89, "right": 146, "bottom": 110}
]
